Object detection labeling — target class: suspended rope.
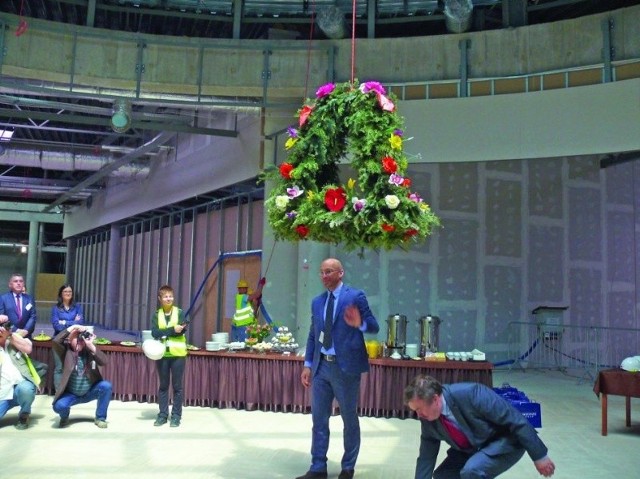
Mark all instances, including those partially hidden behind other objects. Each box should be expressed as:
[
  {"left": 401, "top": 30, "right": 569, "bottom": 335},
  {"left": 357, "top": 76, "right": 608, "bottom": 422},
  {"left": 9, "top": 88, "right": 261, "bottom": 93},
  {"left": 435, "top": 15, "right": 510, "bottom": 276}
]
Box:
[
  {"left": 303, "top": 0, "right": 317, "bottom": 99},
  {"left": 350, "top": 0, "right": 357, "bottom": 84}
]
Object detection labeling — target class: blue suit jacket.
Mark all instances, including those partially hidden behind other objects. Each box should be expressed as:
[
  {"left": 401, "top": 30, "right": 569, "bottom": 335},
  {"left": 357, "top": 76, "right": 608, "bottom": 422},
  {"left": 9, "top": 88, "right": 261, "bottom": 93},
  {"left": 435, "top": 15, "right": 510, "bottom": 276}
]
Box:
[
  {"left": 0, "top": 291, "right": 37, "bottom": 337},
  {"left": 415, "top": 382, "right": 548, "bottom": 479},
  {"left": 304, "top": 283, "right": 379, "bottom": 376}
]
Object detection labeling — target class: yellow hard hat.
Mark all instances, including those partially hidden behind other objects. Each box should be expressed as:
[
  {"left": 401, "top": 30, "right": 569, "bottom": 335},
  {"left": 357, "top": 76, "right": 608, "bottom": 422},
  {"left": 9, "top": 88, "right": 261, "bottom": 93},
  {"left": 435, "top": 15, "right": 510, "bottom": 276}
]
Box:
[{"left": 237, "top": 279, "right": 249, "bottom": 288}]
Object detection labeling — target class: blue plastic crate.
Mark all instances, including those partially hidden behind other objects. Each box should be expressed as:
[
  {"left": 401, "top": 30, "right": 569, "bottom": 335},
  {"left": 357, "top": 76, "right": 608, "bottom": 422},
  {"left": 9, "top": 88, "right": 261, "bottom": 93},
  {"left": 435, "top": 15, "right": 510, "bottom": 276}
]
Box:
[
  {"left": 493, "top": 384, "right": 542, "bottom": 428},
  {"left": 511, "top": 401, "right": 542, "bottom": 428}
]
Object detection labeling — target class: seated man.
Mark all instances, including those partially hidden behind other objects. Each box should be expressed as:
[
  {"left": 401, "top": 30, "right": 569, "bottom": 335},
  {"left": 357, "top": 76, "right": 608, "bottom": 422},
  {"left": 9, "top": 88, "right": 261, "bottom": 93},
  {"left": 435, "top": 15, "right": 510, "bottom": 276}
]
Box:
[
  {"left": 0, "top": 315, "right": 41, "bottom": 430},
  {"left": 404, "top": 375, "right": 555, "bottom": 479},
  {"left": 52, "top": 324, "right": 112, "bottom": 428}
]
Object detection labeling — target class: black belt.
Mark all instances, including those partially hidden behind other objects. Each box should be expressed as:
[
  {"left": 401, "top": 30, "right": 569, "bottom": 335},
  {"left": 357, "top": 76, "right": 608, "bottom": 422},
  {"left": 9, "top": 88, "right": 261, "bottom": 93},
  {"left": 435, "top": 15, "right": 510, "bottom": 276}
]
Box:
[{"left": 321, "top": 353, "right": 336, "bottom": 362}]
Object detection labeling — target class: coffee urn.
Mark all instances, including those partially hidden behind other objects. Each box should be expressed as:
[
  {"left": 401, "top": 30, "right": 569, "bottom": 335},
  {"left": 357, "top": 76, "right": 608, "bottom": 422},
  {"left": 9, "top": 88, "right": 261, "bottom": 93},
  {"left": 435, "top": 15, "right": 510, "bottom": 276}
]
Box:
[
  {"left": 418, "top": 315, "right": 441, "bottom": 356},
  {"left": 386, "top": 314, "right": 407, "bottom": 356}
]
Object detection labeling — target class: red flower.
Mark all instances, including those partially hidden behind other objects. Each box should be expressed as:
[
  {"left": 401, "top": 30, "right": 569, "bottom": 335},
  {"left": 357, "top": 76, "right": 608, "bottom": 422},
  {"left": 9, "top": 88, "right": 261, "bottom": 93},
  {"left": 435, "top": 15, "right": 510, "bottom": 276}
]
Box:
[
  {"left": 296, "top": 225, "right": 310, "bottom": 238},
  {"left": 382, "top": 156, "right": 397, "bottom": 174},
  {"left": 324, "top": 187, "right": 347, "bottom": 212},
  {"left": 402, "top": 178, "right": 412, "bottom": 188},
  {"left": 279, "top": 163, "right": 294, "bottom": 179},
  {"left": 381, "top": 223, "right": 395, "bottom": 232},
  {"left": 299, "top": 105, "right": 313, "bottom": 127},
  {"left": 403, "top": 228, "right": 418, "bottom": 240}
]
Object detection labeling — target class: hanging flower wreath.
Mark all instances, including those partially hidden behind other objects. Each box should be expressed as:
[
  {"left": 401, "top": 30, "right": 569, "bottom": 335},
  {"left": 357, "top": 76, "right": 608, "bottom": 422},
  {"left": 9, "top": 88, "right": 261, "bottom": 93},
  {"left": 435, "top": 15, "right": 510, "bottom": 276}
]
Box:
[{"left": 264, "top": 80, "right": 441, "bottom": 251}]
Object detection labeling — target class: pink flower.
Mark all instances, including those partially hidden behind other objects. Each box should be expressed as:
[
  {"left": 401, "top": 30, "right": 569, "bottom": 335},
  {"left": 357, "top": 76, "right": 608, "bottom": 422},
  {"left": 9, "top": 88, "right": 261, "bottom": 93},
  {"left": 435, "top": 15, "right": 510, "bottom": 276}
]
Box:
[
  {"left": 389, "top": 173, "right": 404, "bottom": 186},
  {"left": 359, "top": 81, "right": 386, "bottom": 95},
  {"left": 409, "top": 192, "right": 423, "bottom": 203},
  {"left": 377, "top": 93, "right": 395, "bottom": 112},
  {"left": 316, "top": 83, "right": 336, "bottom": 98}
]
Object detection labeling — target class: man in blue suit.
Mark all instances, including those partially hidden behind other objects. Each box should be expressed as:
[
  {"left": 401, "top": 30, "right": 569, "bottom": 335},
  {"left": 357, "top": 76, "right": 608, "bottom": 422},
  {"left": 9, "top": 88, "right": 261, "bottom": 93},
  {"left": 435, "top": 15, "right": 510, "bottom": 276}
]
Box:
[
  {"left": 295, "top": 258, "right": 380, "bottom": 479},
  {"left": 0, "top": 274, "right": 37, "bottom": 339},
  {"left": 404, "top": 375, "right": 556, "bottom": 479}
]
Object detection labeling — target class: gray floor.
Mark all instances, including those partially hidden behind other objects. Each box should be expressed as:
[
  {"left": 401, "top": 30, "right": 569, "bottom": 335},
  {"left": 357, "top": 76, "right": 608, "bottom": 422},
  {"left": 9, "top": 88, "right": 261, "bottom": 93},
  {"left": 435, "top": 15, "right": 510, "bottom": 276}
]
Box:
[{"left": 1, "top": 369, "right": 639, "bottom": 479}]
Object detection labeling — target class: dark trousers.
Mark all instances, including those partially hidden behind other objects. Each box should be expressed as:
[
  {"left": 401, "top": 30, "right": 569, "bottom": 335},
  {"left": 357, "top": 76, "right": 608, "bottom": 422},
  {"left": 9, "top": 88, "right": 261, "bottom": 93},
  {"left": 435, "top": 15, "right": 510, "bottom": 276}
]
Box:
[
  {"left": 434, "top": 446, "right": 526, "bottom": 479},
  {"left": 156, "top": 356, "right": 186, "bottom": 419}
]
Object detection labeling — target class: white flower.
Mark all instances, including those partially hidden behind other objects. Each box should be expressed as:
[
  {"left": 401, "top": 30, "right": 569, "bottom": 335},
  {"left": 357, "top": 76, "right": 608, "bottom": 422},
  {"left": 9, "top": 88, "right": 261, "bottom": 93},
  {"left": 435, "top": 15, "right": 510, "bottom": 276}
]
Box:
[
  {"left": 385, "top": 195, "right": 400, "bottom": 210},
  {"left": 275, "top": 195, "right": 290, "bottom": 209}
]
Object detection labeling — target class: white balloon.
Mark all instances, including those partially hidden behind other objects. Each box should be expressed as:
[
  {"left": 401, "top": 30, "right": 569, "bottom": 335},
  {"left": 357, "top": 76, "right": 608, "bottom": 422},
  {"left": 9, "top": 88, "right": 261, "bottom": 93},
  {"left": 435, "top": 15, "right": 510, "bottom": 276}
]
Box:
[
  {"left": 620, "top": 356, "right": 640, "bottom": 372},
  {"left": 142, "top": 339, "right": 165, "bottom": 360}
]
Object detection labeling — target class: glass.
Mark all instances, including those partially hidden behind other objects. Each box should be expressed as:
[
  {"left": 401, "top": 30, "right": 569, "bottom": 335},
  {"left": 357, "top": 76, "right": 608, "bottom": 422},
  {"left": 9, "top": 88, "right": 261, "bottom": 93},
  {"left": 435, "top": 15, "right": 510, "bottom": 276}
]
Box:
[{"left": 319, "top": 269, "right": 339, "bottom": 277}]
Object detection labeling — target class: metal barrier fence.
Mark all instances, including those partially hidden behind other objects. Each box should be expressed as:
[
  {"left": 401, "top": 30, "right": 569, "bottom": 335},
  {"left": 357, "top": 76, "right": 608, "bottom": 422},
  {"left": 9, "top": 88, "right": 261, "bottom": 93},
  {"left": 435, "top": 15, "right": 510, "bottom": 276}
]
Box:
[{"left": 505, "top": 321, "right": 640, "bottom": 381}]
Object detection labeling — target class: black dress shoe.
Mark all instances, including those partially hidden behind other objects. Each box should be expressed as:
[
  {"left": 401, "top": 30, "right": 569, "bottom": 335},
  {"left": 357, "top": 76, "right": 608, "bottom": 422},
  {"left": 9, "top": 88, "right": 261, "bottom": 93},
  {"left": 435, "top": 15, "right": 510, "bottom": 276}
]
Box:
[
  {"left": 338, "top": 470, "right": 355, "bottom": 479},
  {"left": 294, "top": 471, "right": 328, "bottom": 479}
]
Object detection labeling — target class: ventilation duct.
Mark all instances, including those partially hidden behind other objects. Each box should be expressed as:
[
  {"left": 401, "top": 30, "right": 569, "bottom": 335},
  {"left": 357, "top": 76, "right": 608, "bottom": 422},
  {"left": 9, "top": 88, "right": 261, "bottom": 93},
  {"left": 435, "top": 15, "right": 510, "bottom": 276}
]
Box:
[
  {"left": 317, "top": 5, "right": 346, "bottom": 40},
  {"left": 0, "top": 149, "right": 150, "bottom": 177},
  {"left": 444, "top": 0, "right": 474, "bottom": 33}
]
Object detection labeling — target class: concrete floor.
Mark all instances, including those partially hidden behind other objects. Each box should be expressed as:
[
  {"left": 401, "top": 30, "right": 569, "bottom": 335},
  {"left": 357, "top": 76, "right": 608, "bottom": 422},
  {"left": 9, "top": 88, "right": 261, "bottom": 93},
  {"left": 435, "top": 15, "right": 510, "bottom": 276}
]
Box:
[{"left": 1, "top": 369, "right": 639, "bottom": 478}]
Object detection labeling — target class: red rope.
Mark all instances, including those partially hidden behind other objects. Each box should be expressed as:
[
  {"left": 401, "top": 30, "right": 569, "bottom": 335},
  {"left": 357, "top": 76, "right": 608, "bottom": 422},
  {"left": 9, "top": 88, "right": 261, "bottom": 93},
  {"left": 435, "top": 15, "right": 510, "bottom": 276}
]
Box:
[
  {"left": 304, "top": 1, "right": 317, "bottom": 100},
  {"left": 350, "top": 0, "right": 357, "bottom": 84}
]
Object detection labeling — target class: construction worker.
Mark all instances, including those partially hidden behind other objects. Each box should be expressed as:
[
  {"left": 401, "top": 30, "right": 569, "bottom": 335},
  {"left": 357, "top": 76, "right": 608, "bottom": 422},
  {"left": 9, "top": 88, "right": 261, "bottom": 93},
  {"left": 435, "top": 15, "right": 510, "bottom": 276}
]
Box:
[{"left": 232, "top": 278, "right": 265, "bottom": 341}]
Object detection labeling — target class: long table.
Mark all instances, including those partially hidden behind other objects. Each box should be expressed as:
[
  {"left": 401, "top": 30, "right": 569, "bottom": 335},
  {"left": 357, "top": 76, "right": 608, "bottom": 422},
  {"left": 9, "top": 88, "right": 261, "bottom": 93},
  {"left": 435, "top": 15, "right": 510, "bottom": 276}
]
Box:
[
  {"left": 593, "top": 368, "right": 640, "bottom": 436},
  {"left": 31, "top": 342, "right": 493, "bottom": 419}
]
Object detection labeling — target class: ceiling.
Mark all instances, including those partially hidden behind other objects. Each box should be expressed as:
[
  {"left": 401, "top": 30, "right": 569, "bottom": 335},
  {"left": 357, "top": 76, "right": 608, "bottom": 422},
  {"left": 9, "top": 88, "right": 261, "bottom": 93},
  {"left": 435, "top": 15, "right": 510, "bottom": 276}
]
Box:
[{"left": 0, "top": 0, "right": 637, "bottom": 244}]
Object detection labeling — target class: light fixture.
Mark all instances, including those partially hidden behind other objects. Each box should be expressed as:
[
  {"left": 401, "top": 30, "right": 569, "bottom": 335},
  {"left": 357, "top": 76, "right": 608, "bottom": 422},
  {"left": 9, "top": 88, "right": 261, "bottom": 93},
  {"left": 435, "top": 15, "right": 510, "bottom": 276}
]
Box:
[
  {"left": 0, "top": 128, "right": 14, "bottom": 142},
  {"left": 20, "top": 245, "right": 27, "bottom": 254},
  {"left": 110, "top": 98, "right": 132, "bottom": 133}
]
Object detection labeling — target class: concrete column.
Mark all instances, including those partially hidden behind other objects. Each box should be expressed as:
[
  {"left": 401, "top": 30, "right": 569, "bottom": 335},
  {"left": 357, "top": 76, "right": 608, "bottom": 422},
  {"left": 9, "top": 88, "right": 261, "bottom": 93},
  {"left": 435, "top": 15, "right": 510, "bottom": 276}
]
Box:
[{"left": 26, "top": 221, "right": 39, "bottom": 295}]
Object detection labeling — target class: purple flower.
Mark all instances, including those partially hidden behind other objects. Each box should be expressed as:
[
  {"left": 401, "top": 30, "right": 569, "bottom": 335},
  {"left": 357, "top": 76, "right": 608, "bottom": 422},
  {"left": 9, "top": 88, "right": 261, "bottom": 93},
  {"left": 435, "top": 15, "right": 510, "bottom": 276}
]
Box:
[
  {"left": 286, "top": 211, "right": 297, "bottom": 220},
  {"left": 394, "top": 129, "right": 403, "bottom": 137},
  {"left": 409, "top": 192, "right": 423, "bottom": 203},
  {"left": 287, "top": 126, "right": 298, "bottom": 138},
  {"left": 389, "top": 173, "right": 405, "bottom": 186},
  {"left": 351, "top": 197, "right": 367, "bottom": 212},
  {"left": 287, "top": 185, "right": 304, "bottom": 199},
  {"left": 316, "top": 83, "right": 336, "bottom": 98},
  {"left": 359, "top": 81, "right": 386, "bottom": 95}
]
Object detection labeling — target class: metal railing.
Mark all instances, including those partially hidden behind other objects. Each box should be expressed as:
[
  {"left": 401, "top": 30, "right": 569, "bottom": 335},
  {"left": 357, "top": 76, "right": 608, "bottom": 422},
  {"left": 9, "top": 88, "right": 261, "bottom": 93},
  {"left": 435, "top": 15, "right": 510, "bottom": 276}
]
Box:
[{"left": 504, "top": 321, "right": 640, "bottom": 382}]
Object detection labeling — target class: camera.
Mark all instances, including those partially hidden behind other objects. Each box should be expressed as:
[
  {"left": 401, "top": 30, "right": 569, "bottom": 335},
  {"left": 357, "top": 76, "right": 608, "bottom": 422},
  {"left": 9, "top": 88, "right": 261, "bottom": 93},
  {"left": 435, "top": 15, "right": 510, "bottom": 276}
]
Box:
[{"left": 79, "top": 330, "right": 92, "bottom": 340}]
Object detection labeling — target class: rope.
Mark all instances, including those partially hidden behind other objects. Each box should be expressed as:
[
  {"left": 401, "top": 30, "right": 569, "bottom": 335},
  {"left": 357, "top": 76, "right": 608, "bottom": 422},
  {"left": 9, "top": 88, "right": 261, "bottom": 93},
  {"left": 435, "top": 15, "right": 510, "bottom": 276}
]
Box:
[
  {"left": 350, "top": 0, "right": 357, "bottom": 83},
  {"left": 303, "top": 0, "right": 316, "bottom": 100}
]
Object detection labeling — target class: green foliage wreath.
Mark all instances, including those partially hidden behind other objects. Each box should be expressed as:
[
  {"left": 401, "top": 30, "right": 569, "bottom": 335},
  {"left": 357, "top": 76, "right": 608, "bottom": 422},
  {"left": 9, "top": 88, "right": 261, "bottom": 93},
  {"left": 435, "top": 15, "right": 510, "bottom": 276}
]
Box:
[{"left": 264, "top": 80, "right": 440, "bottom": 251}]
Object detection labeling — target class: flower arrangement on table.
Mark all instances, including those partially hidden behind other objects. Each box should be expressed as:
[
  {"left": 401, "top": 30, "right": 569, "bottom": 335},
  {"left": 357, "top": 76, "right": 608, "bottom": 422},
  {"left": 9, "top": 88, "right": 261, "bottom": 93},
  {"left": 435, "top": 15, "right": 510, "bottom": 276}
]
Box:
[
  {"left": 245, "top": 322, "right": 273, "bottom": 345},
  {"left": 263, "top": 80, "right": 441, "bottom": 252}
]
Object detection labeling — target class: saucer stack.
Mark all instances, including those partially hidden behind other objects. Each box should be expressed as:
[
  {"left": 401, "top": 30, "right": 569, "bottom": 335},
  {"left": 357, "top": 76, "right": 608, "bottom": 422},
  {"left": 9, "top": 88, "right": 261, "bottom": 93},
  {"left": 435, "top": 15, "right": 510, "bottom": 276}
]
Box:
[{"left": 212, "top": 332, "right": 229, "bottom": 344}]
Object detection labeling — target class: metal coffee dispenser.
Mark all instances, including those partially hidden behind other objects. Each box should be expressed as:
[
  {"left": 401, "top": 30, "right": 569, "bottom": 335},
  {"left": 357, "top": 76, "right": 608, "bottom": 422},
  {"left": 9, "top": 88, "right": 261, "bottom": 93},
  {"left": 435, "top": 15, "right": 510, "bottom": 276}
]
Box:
[
  {"left": 386, "top": 314, "right": 407, "bottom": 356},
  {"left": 418, "top": 315, "right": 441, "bottom": 356}
]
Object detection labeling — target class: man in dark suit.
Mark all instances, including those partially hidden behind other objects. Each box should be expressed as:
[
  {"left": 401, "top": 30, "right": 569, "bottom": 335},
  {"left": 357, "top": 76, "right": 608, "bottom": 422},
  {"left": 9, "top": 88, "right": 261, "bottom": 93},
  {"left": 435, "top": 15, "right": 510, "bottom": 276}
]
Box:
[
  {"left": 404, "top": 375, "right": 556, "bottom": 479},
  {"left": 0, "top": 274, "right": 37, "bottom": 339},
  {"left": 295, "top": 258, "right": 379, "bottom": 479}
]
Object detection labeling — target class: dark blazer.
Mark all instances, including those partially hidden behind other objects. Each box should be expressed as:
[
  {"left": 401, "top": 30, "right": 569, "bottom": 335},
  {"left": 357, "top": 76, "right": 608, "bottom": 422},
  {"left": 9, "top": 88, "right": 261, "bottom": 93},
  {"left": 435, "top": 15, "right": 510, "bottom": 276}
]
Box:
[
  {"left": 0, "top": 291, "right": 37, "bottom": 337},
  {"left": 415, "top": 382, "right": 548, "bottom": 479},
  {"left": 304, "top": 283, "right": 379, "bottom": 376}
]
